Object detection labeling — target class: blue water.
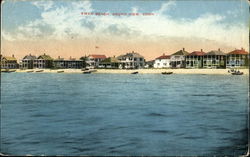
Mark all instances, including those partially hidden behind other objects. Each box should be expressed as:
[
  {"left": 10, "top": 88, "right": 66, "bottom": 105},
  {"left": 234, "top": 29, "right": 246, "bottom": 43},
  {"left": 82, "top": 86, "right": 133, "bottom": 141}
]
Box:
[{"left": 1, "top": 73, "right": 248, "bottom": 156}]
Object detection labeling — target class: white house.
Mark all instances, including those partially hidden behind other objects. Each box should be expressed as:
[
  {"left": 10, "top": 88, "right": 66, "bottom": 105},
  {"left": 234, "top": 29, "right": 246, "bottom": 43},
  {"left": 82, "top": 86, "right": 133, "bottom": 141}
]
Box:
[
  {"left": 153, "top": 54, "right": 171, "bottom": 68},
  {"left": 86, "top": 54, "right": 106, "bottom": 68},
  {"left": 117, "top": 51, "right": 145, "bottom": 69}
]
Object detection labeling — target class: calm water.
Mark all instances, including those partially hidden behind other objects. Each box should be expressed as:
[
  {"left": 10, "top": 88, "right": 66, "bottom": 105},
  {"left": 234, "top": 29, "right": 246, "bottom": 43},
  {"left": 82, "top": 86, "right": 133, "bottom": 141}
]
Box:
[{"left": 1, "top": 73, "right": 248, "bottom": 156}]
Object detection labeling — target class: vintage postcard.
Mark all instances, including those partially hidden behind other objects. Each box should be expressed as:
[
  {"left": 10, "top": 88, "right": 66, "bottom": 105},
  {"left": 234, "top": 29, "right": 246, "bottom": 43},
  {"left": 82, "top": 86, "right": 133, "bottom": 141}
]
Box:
[{"left": 0, "top": 0, "right": 249, "bottom": 156}]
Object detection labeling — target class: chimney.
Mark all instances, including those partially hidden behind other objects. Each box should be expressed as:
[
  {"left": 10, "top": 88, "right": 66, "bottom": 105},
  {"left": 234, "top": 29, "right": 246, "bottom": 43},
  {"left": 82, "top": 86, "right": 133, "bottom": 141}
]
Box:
[
  {"left": 12, "top": 54, "right": 14, "bottom": 57},
  {"left": 132, "top": 51, "right": 134, "bottom": 53},
  {"left": 44, "top": 53, "right": 46, "bottom": 55},
  {"left": 58, "top": 56, "right": 60, "bottom": 59},
  {"left": 70, "top": 56, "right": 72, "bottom": 60},
  {"left": 201, "top": 49, "right": 203, "bottom": 52},
  {"left": 163, "top": 53, "right": 165, "bottom": 56},
  {"left": 29, "top": 53, "right": 31, "bottom": 56},
  {"left": 241, "top": 47, "right": 244, "bottom": 50},
  {"left": 183, "top": 48, "right": 185, "bottom": 51},
  {"left": 113, "top": 55, "right": 116, "bottom": 58},
  {"left": 218, "top": 48, "right": 221, "bottom": 51}
]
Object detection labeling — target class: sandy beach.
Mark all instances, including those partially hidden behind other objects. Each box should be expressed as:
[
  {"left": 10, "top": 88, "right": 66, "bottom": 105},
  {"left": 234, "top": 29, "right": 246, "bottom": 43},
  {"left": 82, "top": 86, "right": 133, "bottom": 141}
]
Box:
[{"left": 4, "top": 68, "right": 249, "bottom": 75}]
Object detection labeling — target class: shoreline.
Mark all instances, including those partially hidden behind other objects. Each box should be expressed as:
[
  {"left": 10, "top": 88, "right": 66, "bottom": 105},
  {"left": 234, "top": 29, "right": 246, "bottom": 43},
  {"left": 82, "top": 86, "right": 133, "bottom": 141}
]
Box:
[{"left": 2, "top": 68, "right": 249, "bottom": 75}]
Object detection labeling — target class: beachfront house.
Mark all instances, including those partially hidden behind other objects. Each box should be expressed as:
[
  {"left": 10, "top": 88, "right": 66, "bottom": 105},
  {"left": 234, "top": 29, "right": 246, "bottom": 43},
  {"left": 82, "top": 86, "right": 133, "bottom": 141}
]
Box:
[
  {"left": 186, "top": 49, "right": 206, "bottom": 68},
  {"left": 153, "top": 54, "right": 171, "bottom": 68},
  {"left": 20, "top": 54, "right": 37, "bottom": 69},
  {"left": 117, "top": 51, "right": 145, "bottom": 69},
  {"left": 86, "top": 54, "right": 106, "bottom": 68},
  {"left": 98, "top": 57, "right": 122, "bottom": 69},
  {"left": 170, "top": 48, "right": 189, "bottom": 68},
  {"left": 226, "top": 48, "right": 249, "bottom": 68},
  {"left": 203, "top": 49, "right": 226, "bottom": 69},
  {"left": 1, "top": 55, "right": 18, "bottom": 69},
  {"left": 34, "top": 53, "right": 53, "bottom": 69},
  {"left": 53, "top": 56, "right": 84, "bottom": 69}
]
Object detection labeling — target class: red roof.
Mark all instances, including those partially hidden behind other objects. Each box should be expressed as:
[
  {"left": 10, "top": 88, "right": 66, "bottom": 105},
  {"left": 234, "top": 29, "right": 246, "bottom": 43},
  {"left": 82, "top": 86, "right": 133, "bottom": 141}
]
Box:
[
  {"left": 89, "top": 54, "right": 106, "bottom": 59},
  {"left": 188, "top": 51, "right": 206, "bottom": 56},
  {"left": 228, "top": 49, "right": 248, "bottom": 55},
  {"left": 156, "top": 54, "right": 170, "bottom": 59}
]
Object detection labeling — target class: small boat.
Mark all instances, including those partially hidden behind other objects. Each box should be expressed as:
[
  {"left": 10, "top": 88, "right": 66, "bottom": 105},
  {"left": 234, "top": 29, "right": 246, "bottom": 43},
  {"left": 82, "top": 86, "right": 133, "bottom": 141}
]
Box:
[
  {"left": 26, "top": 70, "right": 34, "bottom": 73},
  {"left": 231, "top": 71, "right": 243, "bottom": 75},
  {"left": 131, "top": 71, "right": 139, "bottom": 74},
  {"left": 83, "top": 71, "right": 91, "bottom": 74},
  {"left": 57, "top": 70, "right": 64, "bottom": 73},
  {"left": 162, "top": 72, "right": 173, "bottom": 75},
  {"left": 36, "top": 70, "right": 44, "bottom": 72}
]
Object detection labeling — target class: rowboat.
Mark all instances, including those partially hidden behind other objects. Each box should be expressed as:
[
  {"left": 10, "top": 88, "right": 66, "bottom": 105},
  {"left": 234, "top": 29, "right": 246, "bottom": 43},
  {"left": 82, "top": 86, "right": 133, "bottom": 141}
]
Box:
[
  {"left": 57, "top": 70, "right": 64, "bottom": 73},
  {"left": 26, "top": 70, "right": 34, "bottom": 73},
  {"left": 231, "top": 71, "right": 243, "bottom": 75},
  {"left": 162, "top": 72, "right": 173, "bottom": 75},
  {"left": 131, "top": 71, "right": 139, "bottom": 74},
  {"left": 83, "top": 71, "right": 91, "bottom": 74}
]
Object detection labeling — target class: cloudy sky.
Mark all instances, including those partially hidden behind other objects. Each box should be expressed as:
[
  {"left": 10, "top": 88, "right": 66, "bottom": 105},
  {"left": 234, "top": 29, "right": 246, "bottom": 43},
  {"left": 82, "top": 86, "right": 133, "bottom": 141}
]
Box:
[{"left": 1, "top": 0, "right": 249, "bottom": 60}]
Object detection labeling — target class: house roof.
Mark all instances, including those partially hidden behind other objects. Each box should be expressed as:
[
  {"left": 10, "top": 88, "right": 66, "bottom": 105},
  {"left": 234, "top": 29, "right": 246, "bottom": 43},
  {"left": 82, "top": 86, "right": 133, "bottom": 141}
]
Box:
[
  {"left": 188, "top": 51, "right": 206, "bottom": 56},
  {"left": 156, "top": 54, "right": 171, "bottom": 59},
  {"left": 228, "top": 49, "right": 248, "bottom": 55},
  {"left": 171, "top": 48, "right": 189, "bottom": 56},
  {"left": 101, "top": 57, "right": 120, "bottom": 63},
  {"left": 117, "top": 51, "right": 144, "bottom": 59},
  {"left": 23, "top": 54, "right": 37, "bottom": 60},
  {"left": 206, "top": 50, "right": 226, "bottom": 56},
  {"left": 3, "top": 56, "right": 17, "bottom": 61},
  {"left": 88, "top": 54, "right": 106, "bottom": 59},
  {"left": 37, "top": 54, "right": 53, "bottom": 60}
]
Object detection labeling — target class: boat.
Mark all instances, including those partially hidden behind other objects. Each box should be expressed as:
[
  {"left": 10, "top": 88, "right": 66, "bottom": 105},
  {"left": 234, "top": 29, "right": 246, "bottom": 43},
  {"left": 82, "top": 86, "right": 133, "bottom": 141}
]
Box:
[
  {"left": 36, "top": 70, "right": 44, "bottom": 72},
  {"left": 231, "top": 71, "right": 243, "bottom": 75},
  {"left": 83, "top": 71, "right": 91, "bottom": 74},
  {"left": 162, "top": 72, "right": 173, "bottom": 75},
  {"left": 57, "top": 70, "right": 64, "bottom": 73},
  {"left": 26, "top": 70, "right": 34, "bottom": 73},
  {"left": 131, "top": 71, "right": 139, "bottom": 74}
]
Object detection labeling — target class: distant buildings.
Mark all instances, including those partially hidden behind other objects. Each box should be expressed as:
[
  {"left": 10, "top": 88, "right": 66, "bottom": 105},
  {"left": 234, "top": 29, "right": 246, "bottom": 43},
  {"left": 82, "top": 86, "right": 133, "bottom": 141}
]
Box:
[
  {"left": 99, "top": 57, "right": 121, "bottom": 69},
  {"left": 186, "top": 49, "right": 206, "bottom": 69},
  {"left": 1, "top": 55, "right": 18, "bottom": 69},
  {"left": 170, "top": 48, "right": 189, "bottom": 68},
  {"left": 53, "top": 56, "right": 84, "bottom": 69},
  {"left": 145, "top": 60, "right": 154, "bottom": 68},
  {"left": 117, "top": 51, "right": 145, "bottom": 69},
  {"left": 34, "top": 53, "right": 53, "bottom": 69},
  {"left": 20, "top": 54, "right": 37, "bottom": 69},
  {"left": 203, "top": 49, "right": 226, "bottom": 69},
  {"left": 86, "top": 54, "right": 106, "bottom": 68},
  {"left": 1, "top": 48, "right": 248, "bottom": 70},
  {"left": 226, "top": 48, "right": 249, "bottom": 68},
  {"left": 154, "top": 54, "right": 171, "bottom": 68}
]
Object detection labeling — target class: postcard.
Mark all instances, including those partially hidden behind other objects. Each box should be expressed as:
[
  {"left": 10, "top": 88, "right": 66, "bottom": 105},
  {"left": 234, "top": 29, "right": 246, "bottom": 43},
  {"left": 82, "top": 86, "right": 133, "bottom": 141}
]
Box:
[{"left": 0, "top": 0, "right": 249, "bottom": 156}]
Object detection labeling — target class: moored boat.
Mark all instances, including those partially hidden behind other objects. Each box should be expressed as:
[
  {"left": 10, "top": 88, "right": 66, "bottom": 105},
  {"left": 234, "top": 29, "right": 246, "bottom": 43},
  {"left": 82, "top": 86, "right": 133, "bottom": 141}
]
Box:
[
  {"left": 57, "top": 70, "right": 64, "bottom": 73},
  {"left": 231, "top": 71, "right": 243, "bottom": 75},
  {"left": 131, "top": 71, "right": 139, "bottom": 74},
  {"left": 26, "top": 70, "right": 34, "bottom": 73},
  {"left": 162, "top": 72, "right": 173, "bottom": 75},
  {"left": 83, "top": 71, "right": 91, "bottom": 74}
]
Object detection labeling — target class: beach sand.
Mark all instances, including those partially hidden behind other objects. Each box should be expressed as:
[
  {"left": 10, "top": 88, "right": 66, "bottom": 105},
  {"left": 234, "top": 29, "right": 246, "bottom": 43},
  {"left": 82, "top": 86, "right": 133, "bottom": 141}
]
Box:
[{"left": 9, "top": 68, "right": 249, "bottom": 75}]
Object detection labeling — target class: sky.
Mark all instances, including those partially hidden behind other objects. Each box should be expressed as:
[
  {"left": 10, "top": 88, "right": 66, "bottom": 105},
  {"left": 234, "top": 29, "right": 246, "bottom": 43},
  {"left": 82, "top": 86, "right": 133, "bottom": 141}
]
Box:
[{"left": 1, "top": 0, "right": 249, "bottom": 60}]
